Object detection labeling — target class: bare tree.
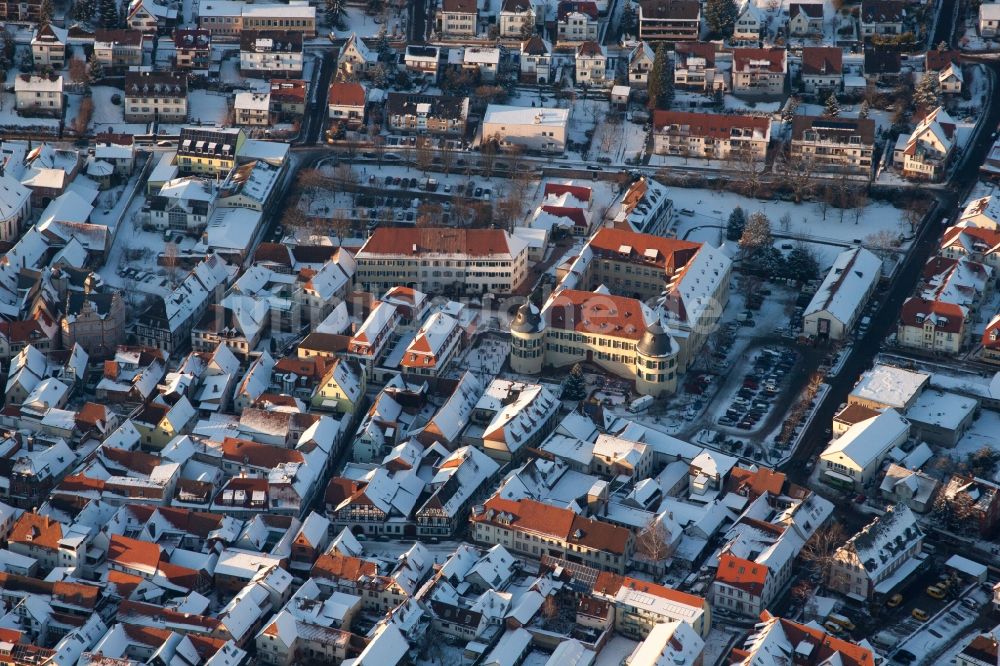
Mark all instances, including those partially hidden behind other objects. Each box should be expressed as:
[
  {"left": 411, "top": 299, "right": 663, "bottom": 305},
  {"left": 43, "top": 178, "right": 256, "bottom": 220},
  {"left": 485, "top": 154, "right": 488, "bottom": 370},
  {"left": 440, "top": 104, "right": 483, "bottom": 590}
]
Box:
[
  {"left": 480, "top": 133, "right": 501, "bottom": 179},
  {"left": 779, "top": 154, "right": 817, "bottom": 203},
  {"left": 779, "top": 212, "right": 792, "bottom": 233},
  {"left": 635, "top": 518, "right": 675, "bottom": 566},
  {"left": 865, "top": 229, "right": 899, "bottom": 259},
  {"left": 852, "top": 186, "right": 868, "bottom": 224},
  {"left": 415, "top": 202, "right": 443, "bottom": 227},
  {"left": 799, "top": 522, "right": 848, "bottom": 588},
  {"left": 415, "top": 136, "right": 435, "bottom": 174}
]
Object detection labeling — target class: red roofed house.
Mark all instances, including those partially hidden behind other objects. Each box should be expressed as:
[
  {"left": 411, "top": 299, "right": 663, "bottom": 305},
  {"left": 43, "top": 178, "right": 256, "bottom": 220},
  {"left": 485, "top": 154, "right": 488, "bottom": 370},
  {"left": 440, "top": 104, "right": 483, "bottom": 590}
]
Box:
[
  {"left": 731, "top": 612, "right": 875, "bottom": 666},
  {"left": 898, "top": 296, "right": 966, "bottom": 354},
  {"left": 593, "top": 571, "right": 711, "bottom": 638},
  {"left": 652, "top": 110, "right": 770, "bottom": 162},
  {"left": 399, "top": 312, "right": 463, "bottom": 377},
  {"left": 982, "top": 314, "right": 1000, "bottom": 364},
  {"left": 328, "top": 82, "right": 366, "bottom": 130},
  {"left": 470, "top": 497, "right": 634, "bottom": 573},
  {"left": 893, "top": 107, "right": 956, "bottom": 181},
  {"left": 731, "top": 47, "right": 787, "bottom": 97},
  {"left": 711, "top": 551, "right": 773, "bottom": 618},
  {"left": 788, "top": 3, "right": 825, "bottom": 35},
  {"left": 939, "top": 224, "right": 1000, "bottom": 273},
  {"left": 799, "top": 46, "right": 842, "bottom": 94},
  {"left": 439, "top": 0, "right": 478, "bottom": 37}
]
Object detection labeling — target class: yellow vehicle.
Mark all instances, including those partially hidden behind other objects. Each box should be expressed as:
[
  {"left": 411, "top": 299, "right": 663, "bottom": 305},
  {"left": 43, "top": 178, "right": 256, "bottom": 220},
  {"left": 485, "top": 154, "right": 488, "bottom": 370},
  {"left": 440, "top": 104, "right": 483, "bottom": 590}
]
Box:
[
  {"left": 823, "top": 621, "right": 842, "bottom": 635},
  {"left": 912, "top": 608, "right": 929, "bottom": 621},
  {"left": 926, "top": 585, "right": 946, "bottom": 600},
  {"left": 828, "top": 614, "right": 856, "bottom": 632},
  {"left": 887, "top": 593, "right": 904, "bottom": 608}
]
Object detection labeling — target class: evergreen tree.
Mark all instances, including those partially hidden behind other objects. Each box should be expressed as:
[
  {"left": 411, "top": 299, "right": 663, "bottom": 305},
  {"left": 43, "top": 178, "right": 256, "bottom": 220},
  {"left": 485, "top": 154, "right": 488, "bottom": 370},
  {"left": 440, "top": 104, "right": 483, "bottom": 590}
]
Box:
[
  {"left": 858, "top": 99, "right": 870, "bottom": 119},
  {"left": 621, "top": 0, "right": 638, "bottom": 36},
  {"left": 823, "top": 92, "right": 840, "bottom": 117},
  {"left": 726, "top": 206, "right": 746, "bottom": 241},
  {"left": 647, "top": 43, "right": 671, "bottom": 110},
  {"left": 325, "top": 0, "right": 345, "bottom": 28},
  {"left": 781, "top": 95, "right": 800, "bottom": 124},
  {"left": 562, "top": 363, "right": 588, "bottom": 401},
  {"left": 914, "top": 70, "right": 941, "bottom": 110},
  {"left": 783, "top": 246, "right": 820, "bottom": 282},
  {"left": 38, "top": 0, "right": 54, "bottom": 28},
  {"left": 73, "top": 0, "right": 96, "bottom": 21},
  {"left": 705, "top": 0, "right": 738, "bottom": 37},
  {"left": 739, "top": 212, "right": 772, "bottom": 252},
  {"left": 87, "top": 52, "right": 104, "bottom": 81},
  {"left": 98, "top": 0, "right": 119, "bottom": 27}
]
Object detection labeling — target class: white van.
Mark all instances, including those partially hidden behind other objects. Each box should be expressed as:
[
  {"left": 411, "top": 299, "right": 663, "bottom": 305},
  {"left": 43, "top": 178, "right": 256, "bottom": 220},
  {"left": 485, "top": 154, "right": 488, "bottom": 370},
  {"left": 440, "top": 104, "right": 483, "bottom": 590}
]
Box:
[{"left": 629, "top": 395, "right": 654, "bottom": 413}]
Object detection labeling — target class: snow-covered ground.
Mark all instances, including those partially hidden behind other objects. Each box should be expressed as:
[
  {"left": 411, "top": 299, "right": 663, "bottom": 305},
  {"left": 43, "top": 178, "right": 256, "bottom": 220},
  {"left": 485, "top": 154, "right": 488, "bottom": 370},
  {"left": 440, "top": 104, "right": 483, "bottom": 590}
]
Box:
[
  {"left": 331, "top": 6, "right": 405, "bottom": 39},
  {"left": 592, "top": 635, "right": 639, "bottom": 666},
  {"left": 667, "top": 188, "right": 910, "bottom": 271},
  {"left": 951, "top": 410, "right": 1000, "bottom": 474},
  {"left": 90, "top": 85, "right": 149, "bottom": 134}
]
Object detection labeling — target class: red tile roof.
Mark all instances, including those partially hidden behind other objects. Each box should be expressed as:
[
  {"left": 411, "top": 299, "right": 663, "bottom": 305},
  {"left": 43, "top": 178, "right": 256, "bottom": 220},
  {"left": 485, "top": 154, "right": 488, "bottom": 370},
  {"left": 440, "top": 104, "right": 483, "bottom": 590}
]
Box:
[
  {"left": 545, "top": 289, "right": 651, "bottom": 341},
  {"left": 358, "top": 228, "right": 517, "bottom": 257},
  {"left": 715, "top": 552, "right": 768, "bottom": 595},
  {"left": 652, "top": 110, "right": 770, "bottom": 139},
  {"left": 328, "top": 82, "right": 366, "bottom": 107},
  {"left": 733, "top": 47, "right": 786, "bottom": 73},
  {"left": 899, "top": 296, "right": 965, "bottom": 333}
]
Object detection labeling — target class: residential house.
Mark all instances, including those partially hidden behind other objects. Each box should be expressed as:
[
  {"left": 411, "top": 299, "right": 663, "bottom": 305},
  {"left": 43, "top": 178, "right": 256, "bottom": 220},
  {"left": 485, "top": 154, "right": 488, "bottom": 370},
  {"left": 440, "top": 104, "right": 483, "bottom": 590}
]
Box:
[
  {"left": 592, "top": 573, "right": 711, "bottom": 638},
  {"left": 627, "top": 41, "right": 654, "bottom": 88},
  {"left": 439, "top": 0, "right": 478, "bottom": 37},
  {"left": 385, "top": 93, "right": 469, "bottom": 135},
  {"left": 652, "top": 110, "right": 771, "bottom": 161},
  {"left": 893, "top": 107, "right": 956, "bottom": 181},
  {"left": 981, "top": 3, "right": 1000, "bottom": 37},
  {"left": 93, "top": 29, "right": 146, "bottom": 72},
  {"left": 734, "top": 613, "right": 875, "bottom": 666},
  {"left": 499, "top": 0, "right": 535, "bottom": 37},
  {"left": 936, "top": 475, "right": 1000, "bottom": 537},
  {"left": 926, "top": 50, "right": 963, "bottom": 94},
  {"left": 176, "top": 126, "right": 247, "bottom": 176},
  {"left": 14, "top": 75, "right": 63, "bottom": 117},
  {"left": 62, "top": 291, "right": 126, "bottom": 358},
  {"left": 147, "top": 176, "right": 216, "bottom": 232},
  {"left": 0, "top": 176, "right": 31, "bottom": 242},
  {"left": 673, "top": 42, "right": 723, "bottom": 91},
  {"left": 94, "top": 133, "right": 137, "bottom": 177},
  {"left": 312, "top": 359, "right": 366, "bottom": 415},
  {"left": 733, "top": 4, "right": 763, "bottom": 42},
  {"left": 520, "top": 36, "right": 552, "bottom": 83},
  {"left": 800, "top": 47, "right": 842, "bottom": 94},
  {"left": 638, "top": 0, "right": 701, "bottom": 41},
  {"left": 557, "top": 1, "right": 599, "bottom": 44},
  {"left": 788, "top": 3, "right": 824, "bottom": 36},
  {"left": 898, "top": 297, "right": 967, "bottom": 354},
  {"left": 31, "top": 25, "right": 67, "bottom": 69},
  {"left": 133, "top": 397, "right": 197, "bottom": 449},
  {"left": 864, "top": 47, "right": 901, "bottom": 83},
  {"left": 338, "top": 33, "right": 378, "bottom": 76},
  {"left": 462, "top": 47, "right": 500, "bottom": 82},
  {"left": 404, "top": 45, "right": 440, "bottom": 79},
  {"left": 861, "top": 0, "right": 905, "bottom": 36},
  {"left": 235, "top": 93, "right": 271, "bottom": 127},
  {"left": 328, "top": 82, "right": 366, "bottom": 130},
  {"left": 574, "top": 41, "right": 606, "bottom": 84},
  {"left": 124, "top": 71, "right": 188, "bottom": 122}
]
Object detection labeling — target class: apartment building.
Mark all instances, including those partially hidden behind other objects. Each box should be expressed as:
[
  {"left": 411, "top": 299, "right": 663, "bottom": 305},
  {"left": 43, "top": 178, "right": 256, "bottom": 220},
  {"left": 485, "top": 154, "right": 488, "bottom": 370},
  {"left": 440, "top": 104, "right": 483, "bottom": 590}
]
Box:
[
  {"left": 674, "top": 42, "right": 724, "bottom": 91},
  {"left": 575, "top": 41, "right": 607, "bottom": 84},
  {"left": 439, "top": 0, "right": 478, "bottom": 37},
  {"left": 652, "top": 110, "right": 770, "bottom": 162},
  {"left": 94, "top": 29, "right": 145, "bottom": 72},
  {"left": 861, "top": 0, "right": 905, "bottom": 36},
  {"left": 123, "top": 71, "right": 188, "bottom": 122},
  {"left": 0, "top": 0, "right": 41, "bottom": 21},
  {"left": 385, "top": 92, "right": 469, "bottom": 135},
  {"left": 197, "top": 0, "right": 316, "bottom": 38},
  {"left": 499, "top": 0, "right": 535, "bottom": 37},
  {"left": 638, "top": 0, "right": 700, "bottom": 41},
  {"left": 790, "top": 116, "right": 875, "bottom": 175},
  {"left": 731, "top": 48, "right": 787, "bottom": 97},
  {"left": 234, "top": 92, "right": 271, "bottom": 127},
  {"left": 898, "top": 297, "right": 966, "bottom": 354},
  {"left": 174, "top": 29, "right": 211, "bottom": 71},
  {"left": 828, "top": 504, "right": 923, "bottom": 600},
  {"left": 176, "top": 126, "right": 247, "bottom": 176},
  {"left": 800, "top": 46, "right": 842, "bottom": 94},
  {"left": 482, "top": 104, "right": 569, "bottom": 153},
  {"left": 470, "top": 497, "right": 634, "bottom": 573},
  {"left": 355, "top": 227, "right": 530, "bottom": 295},
  {"left": 239, "top": 30, "right": 304, "bottom": 76}
]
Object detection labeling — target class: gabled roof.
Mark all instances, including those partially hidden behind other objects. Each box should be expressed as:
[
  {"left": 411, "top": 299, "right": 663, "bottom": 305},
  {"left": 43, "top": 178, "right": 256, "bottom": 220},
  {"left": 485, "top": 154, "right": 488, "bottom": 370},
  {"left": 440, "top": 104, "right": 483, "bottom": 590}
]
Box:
[{"left": 801, "top": 47, "right": 843, "bottom": 76}]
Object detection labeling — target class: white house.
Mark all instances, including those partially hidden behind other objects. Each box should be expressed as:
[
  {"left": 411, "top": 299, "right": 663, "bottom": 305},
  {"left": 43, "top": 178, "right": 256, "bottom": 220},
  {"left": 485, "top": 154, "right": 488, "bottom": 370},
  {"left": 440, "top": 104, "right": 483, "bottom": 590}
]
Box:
[
  {"left": 819, "top": 409, "right": 910, "bottom": 490},
  {"left": 981, "top": 2, "right": 1000, "bottom": 37},
  {"left": 15, "top": 75, "right": 63, "bottom": 116},
  {"left": 893, "top": 107, "right": 956, "bottom": 181},
  {"left": 0, "top": 176, "right": 31, "bottom": 242},
  {"left": 482, "top": 104, "right": 569, "bottom": 154},
  {"left": 574, "top": 41, "right": 606, "bottom": 85},
  {"left": 803, "top": 247, "right": 882, "bottom": 340},
  {"left": 499, "top": 0, "right": 535, "bottom": 37},
  {"left": 520, "top": 36, "right": 552, "bottom": 84}
]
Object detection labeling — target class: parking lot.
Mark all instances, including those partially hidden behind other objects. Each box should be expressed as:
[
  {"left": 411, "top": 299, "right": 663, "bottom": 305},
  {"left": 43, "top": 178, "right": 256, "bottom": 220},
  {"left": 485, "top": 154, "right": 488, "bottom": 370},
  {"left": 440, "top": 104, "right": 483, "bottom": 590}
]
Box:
[{"left": 714, "top": 345, "right": 799, "bottom": 434}]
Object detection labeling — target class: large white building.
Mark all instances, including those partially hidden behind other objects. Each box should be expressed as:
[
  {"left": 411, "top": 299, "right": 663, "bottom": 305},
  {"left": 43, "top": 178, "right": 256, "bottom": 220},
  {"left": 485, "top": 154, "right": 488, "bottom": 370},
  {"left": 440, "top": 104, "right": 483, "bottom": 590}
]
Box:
[
  {"left": 482, "top": 104, "right": 570, "bottom": 154},
  {"left": 819, "top": 409, "right": 910, "bottom": 490},
  {"left": 803, "top": 247, "right": 882, "bottom": 340},
  {"left": 354, "top": 228, "right": 530, "bottom": 295},
  {"left": 0, "top": 175, "right": 31, "bottom": 242}
]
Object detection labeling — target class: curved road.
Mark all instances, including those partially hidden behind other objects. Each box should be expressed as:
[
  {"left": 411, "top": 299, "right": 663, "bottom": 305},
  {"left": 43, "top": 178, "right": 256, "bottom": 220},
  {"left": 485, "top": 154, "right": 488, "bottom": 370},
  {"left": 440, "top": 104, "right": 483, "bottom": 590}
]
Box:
[{"left": 782, "top": 63, "right": 1000, "bottom": 483}]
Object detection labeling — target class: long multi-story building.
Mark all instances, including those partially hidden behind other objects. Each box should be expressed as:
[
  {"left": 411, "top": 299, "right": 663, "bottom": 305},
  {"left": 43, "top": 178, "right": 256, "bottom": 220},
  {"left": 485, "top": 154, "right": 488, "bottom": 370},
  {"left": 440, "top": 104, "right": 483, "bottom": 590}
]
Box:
[
  {"left": 354, "top": 228, "right": 530, "bottom": 295},
  {"left": 197, "top": 0, "right": 316, "bottom": 38},
  {"left": 652, "top": 111, "right": 770, "bottom": 162},
  {"left": 828, "top": 504, "right": 923, "bottom": 601},
  {"left": 470, "top": 497, "right": 634, "bottom": 573},
  {"left": 791, "top": 116, "right": 876, "bottom": 175},
  {"left": 638, "top": 0, "right": 701, "bottom": 41},
  {"left": 239, "top": 30, "right": 303, "bottom": 76},
  {"left": 124, "top": 71, "right": 188, "bottom": 122},
  {"left": 555, "top": 227, "right": 731, "bottom": 374},
  {"left": 509, "top": 289, "right": 681, "bottom": 396}
]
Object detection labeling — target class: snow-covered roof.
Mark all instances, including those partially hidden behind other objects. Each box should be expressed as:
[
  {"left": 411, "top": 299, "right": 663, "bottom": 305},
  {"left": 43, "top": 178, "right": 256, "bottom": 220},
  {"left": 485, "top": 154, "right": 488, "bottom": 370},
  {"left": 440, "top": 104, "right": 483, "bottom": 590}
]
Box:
[
  {"left": 803, "top": 247, "right": 882, "bottom": 325},
  {"left": 821, "top": 408, "right": 909, "bottom": 470},
  {"left": 851, "top": 365, "right": 929, "bottom": 409},
  {"left": 235, "top": 92, "right": 271, "bottom": 111},
  {"left": 904, "top": 389, "right": 977, "bottom": 431},
  {"left": 0, "top": 175, "right": 31, "bottom": 223},
  {"left": 483, "top": 104, "right": 570, "bottom": 127},
  {"left": 475, "top": 379, "right": 558, "bottom": 453}
]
